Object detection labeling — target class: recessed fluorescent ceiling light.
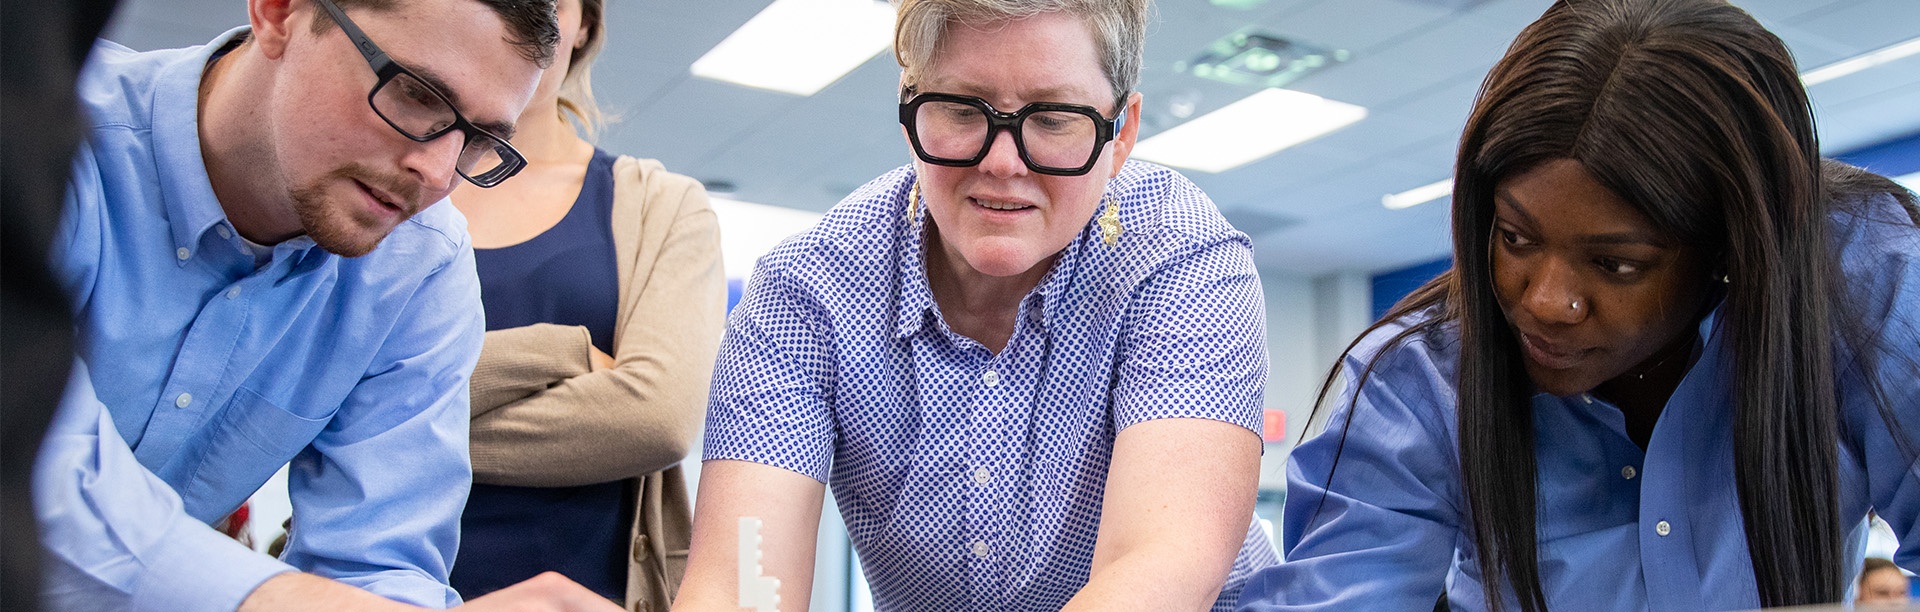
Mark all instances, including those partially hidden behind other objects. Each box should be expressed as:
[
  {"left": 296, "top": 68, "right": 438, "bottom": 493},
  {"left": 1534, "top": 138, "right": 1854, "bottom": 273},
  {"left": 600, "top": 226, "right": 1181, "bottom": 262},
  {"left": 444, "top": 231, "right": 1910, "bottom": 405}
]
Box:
[
  {"left": 1801, "top": 35, "right": 1920, "bottom": 86},
  {"left": 708, "top": 197, "right": 825, "bottom": 278},
  {"left": 1131, "top": 88, "right": 1367, "bottom": 173},
  {"left": 1382, "top": 178, "right": 1453, "bottom": 210},
  {"left": 690, "top": 0, "right": 895, "bottom": 96},
  {"left": 1895, "top": 171, "right": 1920, "bottom": 195}
]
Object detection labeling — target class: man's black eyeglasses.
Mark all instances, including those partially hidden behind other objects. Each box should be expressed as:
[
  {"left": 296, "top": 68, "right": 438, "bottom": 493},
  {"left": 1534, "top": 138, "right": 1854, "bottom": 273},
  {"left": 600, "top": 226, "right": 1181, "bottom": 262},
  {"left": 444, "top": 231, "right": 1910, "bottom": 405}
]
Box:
[
  {"left": 315, "top": 0, "right": 525, "bottom": 187},
  {"left": 899, "top": 92, "right": 1126, "bottom": 177}
]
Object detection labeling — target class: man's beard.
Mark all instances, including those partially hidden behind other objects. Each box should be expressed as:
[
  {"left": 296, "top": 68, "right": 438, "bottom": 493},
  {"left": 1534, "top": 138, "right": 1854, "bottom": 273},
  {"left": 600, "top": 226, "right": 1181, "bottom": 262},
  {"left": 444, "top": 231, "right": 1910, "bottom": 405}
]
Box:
[{"left": 288, "top": 163, "right": 424, "bottom": 258}]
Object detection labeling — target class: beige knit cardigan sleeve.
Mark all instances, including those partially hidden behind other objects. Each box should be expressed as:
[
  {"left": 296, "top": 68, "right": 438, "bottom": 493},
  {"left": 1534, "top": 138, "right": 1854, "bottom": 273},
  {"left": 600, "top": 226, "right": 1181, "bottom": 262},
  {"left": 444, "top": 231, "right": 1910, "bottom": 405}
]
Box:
[{"left": 466, "top": 156, "right": 726, "bottom": 487}]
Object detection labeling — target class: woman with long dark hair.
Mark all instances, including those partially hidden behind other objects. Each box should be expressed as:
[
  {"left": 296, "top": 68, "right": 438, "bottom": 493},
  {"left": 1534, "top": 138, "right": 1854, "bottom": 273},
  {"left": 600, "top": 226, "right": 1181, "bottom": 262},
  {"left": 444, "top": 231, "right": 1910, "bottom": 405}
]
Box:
[{"left": 1236, "top": 0, "right": 1920, "bottom": 610}]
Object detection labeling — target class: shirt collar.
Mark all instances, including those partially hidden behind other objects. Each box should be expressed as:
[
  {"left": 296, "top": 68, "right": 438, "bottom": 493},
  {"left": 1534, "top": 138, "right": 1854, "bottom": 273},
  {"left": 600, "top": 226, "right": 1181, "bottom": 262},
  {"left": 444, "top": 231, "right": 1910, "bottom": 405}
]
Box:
[
  {"left": 155, "top": 27, "right": 322, "bottom": 267},
  {"left": 894, "top": 171, "right": 935, "bottom": 339},
  {"left": 1696, "top": 297, "right": 1725, "bottom": 343}
]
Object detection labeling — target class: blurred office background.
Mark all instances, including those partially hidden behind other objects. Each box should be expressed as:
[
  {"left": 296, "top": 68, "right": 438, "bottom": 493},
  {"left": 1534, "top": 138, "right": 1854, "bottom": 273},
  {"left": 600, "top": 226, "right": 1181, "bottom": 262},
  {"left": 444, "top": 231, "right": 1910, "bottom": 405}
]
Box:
[{"left": 101, "top": 0, "right": 1920, "bottom": 608}]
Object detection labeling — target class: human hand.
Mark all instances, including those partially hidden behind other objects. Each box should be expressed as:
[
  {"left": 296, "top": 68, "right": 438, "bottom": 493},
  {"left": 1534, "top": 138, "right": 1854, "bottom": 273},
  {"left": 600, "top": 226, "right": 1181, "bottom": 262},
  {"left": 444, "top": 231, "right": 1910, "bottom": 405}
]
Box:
[
  {"left": 590, "top": 346, "right": 616, "bottom": 371},
  {"left": 454, "top": 572, "right": 625, "bottom": 612}
]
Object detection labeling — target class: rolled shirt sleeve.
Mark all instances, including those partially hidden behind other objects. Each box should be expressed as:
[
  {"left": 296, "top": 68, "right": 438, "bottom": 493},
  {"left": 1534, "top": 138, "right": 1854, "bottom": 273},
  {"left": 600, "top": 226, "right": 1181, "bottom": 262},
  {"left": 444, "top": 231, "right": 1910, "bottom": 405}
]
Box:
[
  {"left": 1112, "top": 233, "right": 1268, "bottom": 433},
  {"left": 700, "top": 265, "right": 839, "bottom": 483},
  {"left": 36, "top": 360, "right": 295, "bottom": 612}
]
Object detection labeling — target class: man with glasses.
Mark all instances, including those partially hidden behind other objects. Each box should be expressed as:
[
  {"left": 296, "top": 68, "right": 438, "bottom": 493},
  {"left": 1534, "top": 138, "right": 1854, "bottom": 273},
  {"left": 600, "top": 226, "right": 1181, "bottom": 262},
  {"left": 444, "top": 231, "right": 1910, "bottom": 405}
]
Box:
[{"left": 36, "top": 0, "right": 620, "bottom": 610}]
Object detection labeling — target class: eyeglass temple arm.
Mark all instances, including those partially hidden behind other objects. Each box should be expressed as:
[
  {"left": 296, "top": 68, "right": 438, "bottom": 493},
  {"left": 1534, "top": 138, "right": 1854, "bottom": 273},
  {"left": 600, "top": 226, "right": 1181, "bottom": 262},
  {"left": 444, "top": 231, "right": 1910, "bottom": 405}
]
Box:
[{"left": 315, "top": 0, "right": 387, "bottom": 65}]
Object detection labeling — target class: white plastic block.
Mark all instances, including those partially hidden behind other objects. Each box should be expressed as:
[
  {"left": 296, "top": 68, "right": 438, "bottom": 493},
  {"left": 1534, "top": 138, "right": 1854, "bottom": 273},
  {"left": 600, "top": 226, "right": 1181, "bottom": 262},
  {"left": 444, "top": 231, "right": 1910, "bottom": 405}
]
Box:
[{"left": 738, "top": 516, "right": 782, "bottom": 612}]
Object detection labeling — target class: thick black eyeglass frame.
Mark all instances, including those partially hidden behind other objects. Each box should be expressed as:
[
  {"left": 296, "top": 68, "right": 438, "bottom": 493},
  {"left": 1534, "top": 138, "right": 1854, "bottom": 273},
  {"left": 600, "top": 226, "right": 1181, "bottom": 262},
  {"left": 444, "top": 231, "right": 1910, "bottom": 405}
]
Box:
[
  {"left": 898, "top": 92, "right": 1124, "bottom": 177},
  {"left": 314, "top": 0, "right": 525, "bottom": 187}
]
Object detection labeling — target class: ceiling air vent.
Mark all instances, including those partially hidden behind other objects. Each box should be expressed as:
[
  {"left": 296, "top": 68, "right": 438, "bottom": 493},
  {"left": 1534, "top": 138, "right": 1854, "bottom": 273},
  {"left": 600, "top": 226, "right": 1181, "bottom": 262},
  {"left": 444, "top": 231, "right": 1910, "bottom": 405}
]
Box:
[{"left": 1177, "top": 29, "right": 1349, "bottom": 89}]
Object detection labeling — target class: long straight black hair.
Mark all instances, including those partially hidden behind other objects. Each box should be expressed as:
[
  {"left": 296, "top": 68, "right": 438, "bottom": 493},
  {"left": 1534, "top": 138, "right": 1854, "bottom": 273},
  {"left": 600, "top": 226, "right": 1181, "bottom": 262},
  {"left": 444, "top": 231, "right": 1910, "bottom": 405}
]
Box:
[{"left": 1303, "top": 0, "right": 1920, "bottom": 609}]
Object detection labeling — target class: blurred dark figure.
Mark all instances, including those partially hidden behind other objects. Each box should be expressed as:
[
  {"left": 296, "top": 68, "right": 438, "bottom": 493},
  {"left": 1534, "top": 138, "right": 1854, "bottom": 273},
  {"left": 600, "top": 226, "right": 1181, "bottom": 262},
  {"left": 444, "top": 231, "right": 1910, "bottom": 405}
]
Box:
[
  {"left": 1860, "top": 557, "right": 1914, "bottom": 607},
  {"left": 2, "top": 0, "right": 124, "bottom": 610}
]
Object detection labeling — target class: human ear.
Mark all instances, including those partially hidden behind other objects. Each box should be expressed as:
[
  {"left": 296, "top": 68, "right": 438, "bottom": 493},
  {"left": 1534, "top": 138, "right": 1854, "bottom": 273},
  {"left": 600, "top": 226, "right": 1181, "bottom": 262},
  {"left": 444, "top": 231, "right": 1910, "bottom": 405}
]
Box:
[
  {"left": 1108, "top": 91, "right": 1144, "bottom": 178},
  {"left": 246, "top": 0, "right": 303, "bottom": 60},
  {"left": 572, "top": 9, "right": 593, "bottom": 50}
]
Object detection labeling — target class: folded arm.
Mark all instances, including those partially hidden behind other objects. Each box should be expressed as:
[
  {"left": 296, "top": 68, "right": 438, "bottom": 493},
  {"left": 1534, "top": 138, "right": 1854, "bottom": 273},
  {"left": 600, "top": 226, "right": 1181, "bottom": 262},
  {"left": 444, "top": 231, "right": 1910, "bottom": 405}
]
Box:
[{"left": 467, "top": 188, "right": 725, "bottom": 487}]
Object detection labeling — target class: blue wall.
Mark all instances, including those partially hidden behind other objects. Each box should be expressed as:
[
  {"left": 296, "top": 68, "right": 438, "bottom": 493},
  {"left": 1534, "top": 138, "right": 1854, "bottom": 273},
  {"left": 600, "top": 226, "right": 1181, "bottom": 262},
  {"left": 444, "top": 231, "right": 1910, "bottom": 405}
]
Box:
[
  {"left": 1370, "top": 257, "right": 1451, "bottom": 321},
  {"left": 1834, "top": 131, "right": 1920, "bottom": 178}
]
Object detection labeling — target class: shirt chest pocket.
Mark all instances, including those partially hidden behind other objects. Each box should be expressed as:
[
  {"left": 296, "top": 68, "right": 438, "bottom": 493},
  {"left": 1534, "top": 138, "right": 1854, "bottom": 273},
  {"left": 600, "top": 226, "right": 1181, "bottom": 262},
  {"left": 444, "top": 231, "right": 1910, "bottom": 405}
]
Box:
[{"left": 179, "top": 387, "right": 336, "bottom": 521}]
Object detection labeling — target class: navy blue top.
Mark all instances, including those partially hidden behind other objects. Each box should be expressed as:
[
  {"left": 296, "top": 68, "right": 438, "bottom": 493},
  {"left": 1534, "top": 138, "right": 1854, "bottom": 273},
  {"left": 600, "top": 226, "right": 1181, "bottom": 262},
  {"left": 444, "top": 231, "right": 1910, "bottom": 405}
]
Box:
[{"left": 452, "top": 149, "right": 630, "bottom": 601}]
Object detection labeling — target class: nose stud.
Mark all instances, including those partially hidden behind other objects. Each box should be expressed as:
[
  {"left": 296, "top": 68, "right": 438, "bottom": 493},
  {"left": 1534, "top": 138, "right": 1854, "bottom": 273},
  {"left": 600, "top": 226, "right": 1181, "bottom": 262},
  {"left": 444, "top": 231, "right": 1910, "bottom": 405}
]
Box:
[{"left": 1569, "top": 300, "right": 1581, "bottom": 312}]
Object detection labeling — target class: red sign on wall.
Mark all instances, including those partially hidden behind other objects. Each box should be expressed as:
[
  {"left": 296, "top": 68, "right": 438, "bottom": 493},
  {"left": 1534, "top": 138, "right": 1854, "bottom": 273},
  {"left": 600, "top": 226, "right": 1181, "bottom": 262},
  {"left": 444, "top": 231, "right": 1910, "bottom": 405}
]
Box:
[{"left": 1262, "top": 409, "right": 1287, "bottom": 443}]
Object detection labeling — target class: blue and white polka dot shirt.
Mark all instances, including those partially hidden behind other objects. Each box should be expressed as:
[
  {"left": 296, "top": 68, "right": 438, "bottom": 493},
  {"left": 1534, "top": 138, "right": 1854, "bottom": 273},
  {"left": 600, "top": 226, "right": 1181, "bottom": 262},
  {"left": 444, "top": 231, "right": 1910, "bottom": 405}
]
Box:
[{"left": 704, "top": 160, "right": 1278, "bottom": 611}]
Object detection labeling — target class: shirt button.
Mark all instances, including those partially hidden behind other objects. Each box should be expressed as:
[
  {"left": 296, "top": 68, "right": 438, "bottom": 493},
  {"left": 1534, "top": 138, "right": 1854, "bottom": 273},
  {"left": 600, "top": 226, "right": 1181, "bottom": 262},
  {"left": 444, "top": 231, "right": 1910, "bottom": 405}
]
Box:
[
  {"left": 1621, "top": 465, "right": 1637, "bottom": 480},
  {"left": 1582, "top": 394, "right": 1595, "bottom": 405},
  {"left": 1655, "top": 520, "right": 1671, "bottom": 536},
  {"left": 174, "top": 393, "right": 192, "bottom": 408},
  {"left": 226, "top": 287, "right": 242, "bottom": 300},
  {"left": 972, "top": 467, "right": 992, "bottom": 486},
  {"left": 175, "top": 247, "right": 191, "bottom": 260},
  {"left": 217, "top": 225, "right": 232, "bottom": 239},
  {"left": 981, "top": 370, "right": 999, "bottom": 387},
  {"left": 970, "top": 540, "right": 990, "bottom": 558}
]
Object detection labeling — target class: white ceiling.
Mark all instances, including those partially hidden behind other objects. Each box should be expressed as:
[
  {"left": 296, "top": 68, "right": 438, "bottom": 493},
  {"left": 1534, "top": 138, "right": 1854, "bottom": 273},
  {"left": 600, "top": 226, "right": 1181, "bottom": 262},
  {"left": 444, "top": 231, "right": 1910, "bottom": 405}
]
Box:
[{"left": 104, "top": 0, "right": 1920, "bottom": 276}]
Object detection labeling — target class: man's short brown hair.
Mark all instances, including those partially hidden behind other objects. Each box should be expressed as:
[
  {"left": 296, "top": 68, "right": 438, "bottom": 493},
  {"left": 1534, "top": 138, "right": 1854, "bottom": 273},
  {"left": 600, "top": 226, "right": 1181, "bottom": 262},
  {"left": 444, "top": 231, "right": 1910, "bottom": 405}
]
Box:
[{"left": 312, "top": 0, "right": 559, "bottom": 68}]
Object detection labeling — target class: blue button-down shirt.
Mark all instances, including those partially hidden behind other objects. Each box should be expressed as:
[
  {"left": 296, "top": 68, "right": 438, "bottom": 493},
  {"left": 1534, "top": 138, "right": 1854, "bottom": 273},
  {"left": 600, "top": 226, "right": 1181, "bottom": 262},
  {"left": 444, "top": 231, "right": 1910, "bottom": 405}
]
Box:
[
  {"left": 37, "top": 361, "right": 296, "bottom": 612},
  {"left": 703, "top": 161, "right": 1280, "bottom": 611},
  {"left": 45, "top": 29, "right": 484, "bottom": 608},
  {"left": 1238, "top": 193, "right": 1920, "bottom": 611}
]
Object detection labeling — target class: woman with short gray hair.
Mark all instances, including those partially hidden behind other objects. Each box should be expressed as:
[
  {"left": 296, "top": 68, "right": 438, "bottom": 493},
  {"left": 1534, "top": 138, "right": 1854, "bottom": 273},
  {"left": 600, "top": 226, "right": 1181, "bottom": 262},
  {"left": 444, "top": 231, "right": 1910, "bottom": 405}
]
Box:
[{"left": 673, "top": 0, "right": 1277, "bottom": 610}]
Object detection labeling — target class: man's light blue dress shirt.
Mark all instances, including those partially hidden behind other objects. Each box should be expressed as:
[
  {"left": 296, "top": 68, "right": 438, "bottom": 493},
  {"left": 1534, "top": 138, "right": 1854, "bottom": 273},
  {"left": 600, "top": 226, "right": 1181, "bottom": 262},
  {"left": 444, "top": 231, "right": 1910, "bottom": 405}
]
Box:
[
  {"left": 1237, "top": 193, "right": 1920, "bottom": 610},
  {"left": 37, "top": 361, "right": 295, "bottom": 612},
  {"left": 41, "top": 29, "right": 485, "bottom": 608},
  {"left": 703, "top": 161, "right": 1281, "bottom": 611}
]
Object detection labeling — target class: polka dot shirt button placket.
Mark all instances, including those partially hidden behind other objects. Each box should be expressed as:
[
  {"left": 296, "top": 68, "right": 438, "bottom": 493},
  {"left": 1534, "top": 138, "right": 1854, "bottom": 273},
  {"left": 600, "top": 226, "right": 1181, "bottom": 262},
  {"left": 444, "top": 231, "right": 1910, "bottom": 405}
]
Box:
[
  {"left": 966, "top": 360, "right": 1002, "bottom": 584},
  {"left": 972, "top": 366, "right": 1002, "bottom": 470}
]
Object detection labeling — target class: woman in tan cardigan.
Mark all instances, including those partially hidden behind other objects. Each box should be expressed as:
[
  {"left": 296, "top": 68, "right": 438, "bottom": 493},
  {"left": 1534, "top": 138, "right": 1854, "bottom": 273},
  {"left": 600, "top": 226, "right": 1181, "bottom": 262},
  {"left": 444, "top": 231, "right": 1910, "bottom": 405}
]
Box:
[{"left": 447, "top": 1, "right": 724, "bottom": 609}]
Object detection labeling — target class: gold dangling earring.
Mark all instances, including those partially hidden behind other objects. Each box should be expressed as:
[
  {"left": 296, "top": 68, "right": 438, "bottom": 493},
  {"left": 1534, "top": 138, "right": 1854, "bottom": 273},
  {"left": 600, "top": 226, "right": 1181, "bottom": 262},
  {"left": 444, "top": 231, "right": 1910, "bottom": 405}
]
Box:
[
  {"left": 1097, "top": 193, "right": 1123, "bottom": 246},
  {"left": 907, "top": 181, "right": 920, "bottom": 221}
]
